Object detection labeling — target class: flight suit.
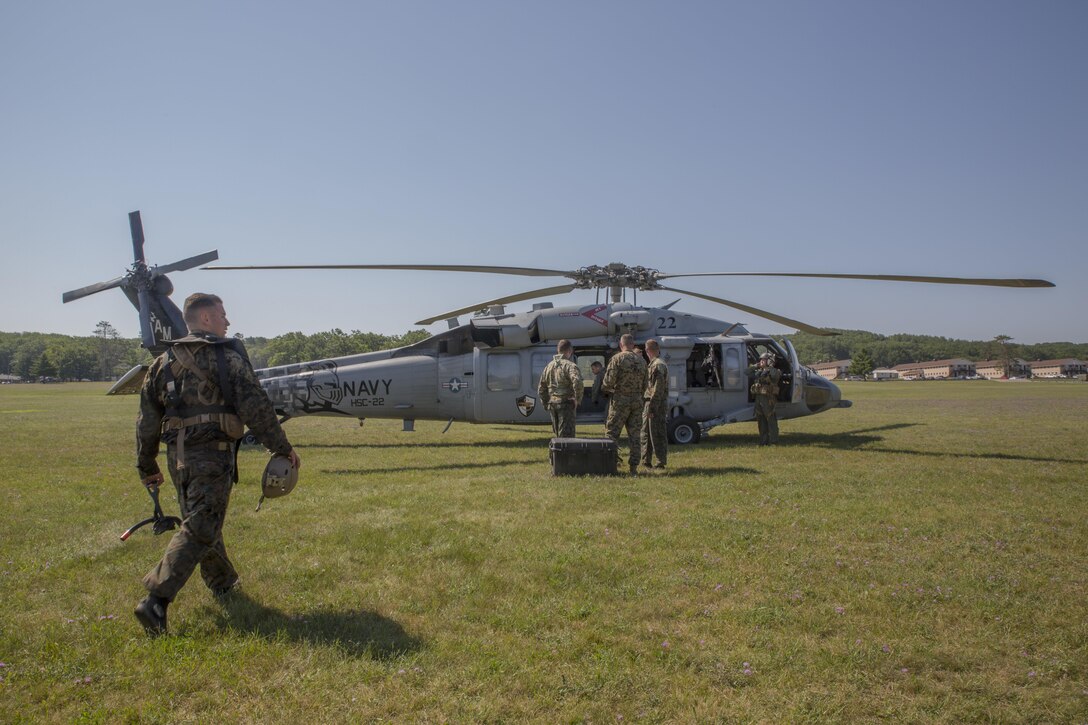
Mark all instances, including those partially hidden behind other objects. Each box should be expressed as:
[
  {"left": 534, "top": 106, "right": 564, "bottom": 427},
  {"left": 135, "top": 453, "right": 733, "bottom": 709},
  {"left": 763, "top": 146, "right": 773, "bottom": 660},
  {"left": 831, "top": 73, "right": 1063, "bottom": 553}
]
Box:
[
  {"left": 137, "top": 333, "right": 293, "bottom": 601},
  {"left": 537, "top": 354, "right": 582, "bottom": 438},
  {"left": 603, "top": 350, "right": 648, "bottom": 471},
  {"left": 747, "top": 364, "right": 782, "bottom": 445},
  {"left": 641, "top": 356, "right": 669, "bottom": 468}
]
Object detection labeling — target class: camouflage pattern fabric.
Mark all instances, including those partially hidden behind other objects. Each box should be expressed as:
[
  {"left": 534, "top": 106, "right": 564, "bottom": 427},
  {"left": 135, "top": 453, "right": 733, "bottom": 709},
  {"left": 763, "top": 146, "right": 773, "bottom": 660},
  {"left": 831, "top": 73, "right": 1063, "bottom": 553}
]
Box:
[
  {"left": 603, "top": 351, "right": 648, "bottom": 468},
  {"left": 137, "top": 333, "right": 293, "bottom": 600},
  {"left": 537, "top": 355, "right": 582, "bottom": 407},
  {"left": 143, "top": 446, "right": 238, "bottom": 599},
  {"left": 606, "top": 397, "right": 643, "bottom": 468},
  {"left": 641, "top": 357, "right": 669, "bottom": 467},
  {"left": 548, "top": 400, "right": 577, "bottom": 438},
  {"left": 538, "top": 354, "right": 582, "bottom": 438},
  {"left": 602, "top": 351, "right": 647, "bottom": 398},
  {"left": 746, "top": 365, "right": 782, "bottom": 445},
  {"left": 137, "top": 334, "right": 292, "bottom": 479}
]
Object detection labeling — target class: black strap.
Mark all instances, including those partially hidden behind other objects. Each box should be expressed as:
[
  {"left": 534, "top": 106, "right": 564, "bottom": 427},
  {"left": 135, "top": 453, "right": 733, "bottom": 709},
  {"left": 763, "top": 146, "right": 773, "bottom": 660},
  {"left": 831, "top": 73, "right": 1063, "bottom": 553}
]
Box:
[{"left": 215, "top": 344, "right": 236, "bottom": 411}]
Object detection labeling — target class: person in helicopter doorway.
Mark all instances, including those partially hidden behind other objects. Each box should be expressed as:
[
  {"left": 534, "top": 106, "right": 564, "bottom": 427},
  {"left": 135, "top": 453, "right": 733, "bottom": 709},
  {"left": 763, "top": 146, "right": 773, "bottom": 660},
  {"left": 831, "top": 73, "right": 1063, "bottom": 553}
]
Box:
[
  {"left": 589, "top": 361, "right": 605, "bottom": 407},
  {"left": 538, "top": 338, "right": 583, "bottom": 438},
  {"left": 747, "top": 351, "right": 782, "bottom": 446},
  {"left": 133, "top": 293, "right": 301, "bottom": 636}
]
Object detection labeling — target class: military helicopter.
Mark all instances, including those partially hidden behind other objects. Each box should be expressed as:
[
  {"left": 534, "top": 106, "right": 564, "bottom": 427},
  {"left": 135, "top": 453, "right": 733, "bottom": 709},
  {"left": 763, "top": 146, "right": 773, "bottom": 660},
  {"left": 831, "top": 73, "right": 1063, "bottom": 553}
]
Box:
[{"left": 64, "top": 212, "right": 1055, "bottom": 444}]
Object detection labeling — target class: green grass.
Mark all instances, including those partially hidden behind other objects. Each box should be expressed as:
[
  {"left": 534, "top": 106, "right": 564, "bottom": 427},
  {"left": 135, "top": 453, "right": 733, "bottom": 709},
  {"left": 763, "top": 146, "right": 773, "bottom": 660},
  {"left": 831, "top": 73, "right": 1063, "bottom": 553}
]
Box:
[{"left": 1, "top": 380, "right": 1086, "bottom": 722}]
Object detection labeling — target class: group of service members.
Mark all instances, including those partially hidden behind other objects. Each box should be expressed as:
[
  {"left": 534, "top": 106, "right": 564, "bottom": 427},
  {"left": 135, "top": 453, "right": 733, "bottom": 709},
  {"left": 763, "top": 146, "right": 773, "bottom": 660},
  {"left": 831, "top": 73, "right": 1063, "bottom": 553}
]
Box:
[{"left": 538, "top": 334, "right": 784, "bottom": 474}]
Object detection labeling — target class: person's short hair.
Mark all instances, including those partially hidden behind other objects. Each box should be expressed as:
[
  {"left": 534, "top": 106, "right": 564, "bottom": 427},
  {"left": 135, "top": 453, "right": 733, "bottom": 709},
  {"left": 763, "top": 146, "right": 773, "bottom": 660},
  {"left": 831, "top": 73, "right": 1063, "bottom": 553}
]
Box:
[
  {"left": 591, "top": 361, "right": 602, "bottom": 371},
  {"left": 619, "top": 333, "right": 635, "bottom": 350},
  {"left": 183, "top": 293, "right": 223, "bottom": 326},
  {"left": 645, "top": 339, "right": 659, "bottom": 354},
  {"left": 557, "top": 339, "right": 572, "bottom": 354}
]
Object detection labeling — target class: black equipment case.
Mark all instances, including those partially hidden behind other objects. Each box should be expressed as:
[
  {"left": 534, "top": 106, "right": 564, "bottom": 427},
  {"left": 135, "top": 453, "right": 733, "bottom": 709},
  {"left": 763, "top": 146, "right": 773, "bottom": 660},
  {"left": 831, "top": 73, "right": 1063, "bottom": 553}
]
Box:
[{"left": 549, "top": 437, "right": 618, "bottom": 476}]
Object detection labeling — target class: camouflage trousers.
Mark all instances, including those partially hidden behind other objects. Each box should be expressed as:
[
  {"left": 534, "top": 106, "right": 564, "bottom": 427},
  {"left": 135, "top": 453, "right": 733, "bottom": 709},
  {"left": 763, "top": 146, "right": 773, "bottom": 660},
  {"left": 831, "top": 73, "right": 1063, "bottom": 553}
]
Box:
[
  {"left": 143, "top": 445, "right": 239, "bottom": 601},
  {"left": 754, "top": 395, "right": 779, "bottom": 445},
  {"left": 605, "top": 395, "right": 643, "bottom": 468},
  {"left": 640, "top": 401, "right": 668, "bottom": 467},
  {"left": 547, "top": 399, "right": 577, "bottom": 439}
]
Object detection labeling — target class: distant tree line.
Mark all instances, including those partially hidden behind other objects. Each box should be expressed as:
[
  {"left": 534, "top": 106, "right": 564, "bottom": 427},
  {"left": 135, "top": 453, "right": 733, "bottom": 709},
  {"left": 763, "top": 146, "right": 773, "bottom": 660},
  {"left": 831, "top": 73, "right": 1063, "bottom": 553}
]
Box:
[
  {"left": 786, "top": 329, "right": 1088, "bottom": 370},
  {"left": 4, "top": 323, "right": 1082, "bottom": 382},
  {"left": 0, "top": 325, "right": 431, "bottom": 381}
]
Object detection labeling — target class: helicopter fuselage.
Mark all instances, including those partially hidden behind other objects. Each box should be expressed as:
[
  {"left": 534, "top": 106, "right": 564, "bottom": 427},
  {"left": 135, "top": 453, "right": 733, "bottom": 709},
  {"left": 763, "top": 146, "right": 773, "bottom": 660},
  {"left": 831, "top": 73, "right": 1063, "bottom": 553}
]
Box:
[{"left": 255, "top": 301, "right": 850, "bottom": 442}]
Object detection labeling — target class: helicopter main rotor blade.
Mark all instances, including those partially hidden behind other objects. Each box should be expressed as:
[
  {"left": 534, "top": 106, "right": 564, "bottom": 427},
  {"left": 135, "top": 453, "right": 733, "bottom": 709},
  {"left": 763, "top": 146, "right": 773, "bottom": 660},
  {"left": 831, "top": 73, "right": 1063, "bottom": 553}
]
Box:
[
  {"left": 204, "top": 263, "right": 570, "bottom": 277},
  {"left": 658, "top": 285, "right": 838, "bottom": 337},
  {"left": 416, "top": 284, "right": 577, "bottom": 326},
  {"left": 155, "top": 250, "right": 219, "bottom": 275},
  {"left": 62, "top": 276, "right": 126, "bottom": 303},
  {"left": 659, "top": 272, "right": 1055, "bottom": 288},
  {"left": 129, "top": 211, "right": 146, "bottom": 265}
]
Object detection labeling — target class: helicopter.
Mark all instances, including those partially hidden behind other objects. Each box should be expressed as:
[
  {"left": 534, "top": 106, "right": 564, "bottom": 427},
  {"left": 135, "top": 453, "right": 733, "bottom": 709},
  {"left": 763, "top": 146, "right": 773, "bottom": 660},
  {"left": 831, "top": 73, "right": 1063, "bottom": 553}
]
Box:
[{"left": 63, "top": 212, "right": 1055, "bottom": 445}]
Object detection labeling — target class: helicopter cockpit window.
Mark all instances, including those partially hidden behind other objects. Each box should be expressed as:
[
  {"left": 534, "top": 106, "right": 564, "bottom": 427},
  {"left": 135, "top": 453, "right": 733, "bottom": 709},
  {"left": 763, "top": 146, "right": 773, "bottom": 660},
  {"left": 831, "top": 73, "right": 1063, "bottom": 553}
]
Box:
[{"left": 487, "top": 353, "right": 521, "bottom": 391}]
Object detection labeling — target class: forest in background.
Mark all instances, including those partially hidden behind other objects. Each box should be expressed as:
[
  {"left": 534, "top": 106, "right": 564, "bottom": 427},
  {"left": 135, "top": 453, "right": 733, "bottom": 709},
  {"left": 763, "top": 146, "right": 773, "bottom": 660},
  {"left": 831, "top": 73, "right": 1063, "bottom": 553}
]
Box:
[
  {"left": 785, "top": 329, "right": 1088, "bottom": 370},
  {"left": 0, "top": 325, "right": 430, "bottom": 381},
  {"left": 2, "top": 324, "right": 1085, "bottom": 382}
]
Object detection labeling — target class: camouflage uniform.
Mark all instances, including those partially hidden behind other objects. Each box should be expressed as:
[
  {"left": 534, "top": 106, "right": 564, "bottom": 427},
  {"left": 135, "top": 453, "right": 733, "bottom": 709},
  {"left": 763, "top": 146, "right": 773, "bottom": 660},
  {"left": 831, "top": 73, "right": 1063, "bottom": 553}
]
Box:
[
  {"left": 137, "top": 332, "right": 293, "bottom": 601},
  {"left": 537, "top": 353, "right": 582, "bottom": 438},
  {"left": 746, "top": 364, "right": 782, "bottom": 445},
  {"left": 641, "top": 356, "right": 669, "bottom": 468},
  {"left": 602, "top": 350, "right": 648, "bottom": 470}
]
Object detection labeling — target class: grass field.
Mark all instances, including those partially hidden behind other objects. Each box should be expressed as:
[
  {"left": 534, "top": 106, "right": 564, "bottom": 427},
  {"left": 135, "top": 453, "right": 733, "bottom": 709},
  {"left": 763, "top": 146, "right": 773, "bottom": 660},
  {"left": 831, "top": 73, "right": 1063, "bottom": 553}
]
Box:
[{"left": 1, "top": 380, "right": 1086, "bottom": 723}]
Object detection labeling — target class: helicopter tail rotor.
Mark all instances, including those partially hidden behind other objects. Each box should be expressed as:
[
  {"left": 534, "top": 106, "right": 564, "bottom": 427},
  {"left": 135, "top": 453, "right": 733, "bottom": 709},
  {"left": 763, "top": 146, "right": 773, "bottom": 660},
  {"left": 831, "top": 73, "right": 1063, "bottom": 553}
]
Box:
[{"left": 61, "top": 211, "right": 218, "bottom": 353}]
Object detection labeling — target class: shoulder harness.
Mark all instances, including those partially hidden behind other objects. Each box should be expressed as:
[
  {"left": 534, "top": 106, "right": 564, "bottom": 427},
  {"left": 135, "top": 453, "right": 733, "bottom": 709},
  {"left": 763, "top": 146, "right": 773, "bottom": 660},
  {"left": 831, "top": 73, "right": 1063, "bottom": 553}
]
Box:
[{"left": 160, "top": 335, "right": 246, "bottom": 467}]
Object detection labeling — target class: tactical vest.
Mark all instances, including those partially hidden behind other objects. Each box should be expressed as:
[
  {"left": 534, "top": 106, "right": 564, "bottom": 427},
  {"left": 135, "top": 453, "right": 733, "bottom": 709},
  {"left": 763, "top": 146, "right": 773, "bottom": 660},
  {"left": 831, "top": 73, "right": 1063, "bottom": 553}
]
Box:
[
  {"left": 160, "top": 336, "right": 245, "bottom": 467},
  {"left": 750, "top": 369, "right": 781, "bottom": 397}
]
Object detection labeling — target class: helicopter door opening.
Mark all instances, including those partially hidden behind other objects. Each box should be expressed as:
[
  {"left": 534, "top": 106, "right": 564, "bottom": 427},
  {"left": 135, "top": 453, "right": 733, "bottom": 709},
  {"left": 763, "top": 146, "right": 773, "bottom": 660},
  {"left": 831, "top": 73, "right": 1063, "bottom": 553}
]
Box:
[
  {"left": 745, "top": 341, "right": 796, "bottom": 403},
  {"left": 686, "top": 343, "right": 723, "bottom": 389},
  {"left": 574, "top": 348, "right": 608, "bottom": 418}
]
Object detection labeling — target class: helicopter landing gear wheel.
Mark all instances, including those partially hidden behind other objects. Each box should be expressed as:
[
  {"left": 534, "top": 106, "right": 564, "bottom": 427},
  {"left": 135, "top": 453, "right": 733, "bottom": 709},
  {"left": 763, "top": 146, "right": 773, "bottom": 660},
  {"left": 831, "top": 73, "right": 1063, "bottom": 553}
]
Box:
[{"left": 667, "top": 415, "right": 701, "bottom": 445}]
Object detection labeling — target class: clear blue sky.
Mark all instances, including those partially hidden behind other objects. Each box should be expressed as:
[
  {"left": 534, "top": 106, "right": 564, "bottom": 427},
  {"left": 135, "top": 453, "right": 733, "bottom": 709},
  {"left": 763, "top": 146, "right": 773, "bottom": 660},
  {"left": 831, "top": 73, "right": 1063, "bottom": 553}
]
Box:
[{"left": 2, "top": 1, "right": 1085, "bottom": 344}]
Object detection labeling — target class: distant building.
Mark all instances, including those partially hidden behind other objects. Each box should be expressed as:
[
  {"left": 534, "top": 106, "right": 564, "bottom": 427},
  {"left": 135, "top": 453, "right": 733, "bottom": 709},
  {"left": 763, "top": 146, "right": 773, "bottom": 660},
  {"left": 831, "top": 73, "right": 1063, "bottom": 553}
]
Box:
[
  {"left": 810, "top": 359, "right": 851, "bottom": 380},
  {"left": 893, "top": 358, "right": 976, "bottom": 380},
  {"left": 871, "top": 368, "right": 900, "bottom": 381},
  {"left": 1028, "top": 359, "right": 1087, "bottom": 378},
  {"left": 975, "top": 358, "right": 1031, "bottom": 379}
]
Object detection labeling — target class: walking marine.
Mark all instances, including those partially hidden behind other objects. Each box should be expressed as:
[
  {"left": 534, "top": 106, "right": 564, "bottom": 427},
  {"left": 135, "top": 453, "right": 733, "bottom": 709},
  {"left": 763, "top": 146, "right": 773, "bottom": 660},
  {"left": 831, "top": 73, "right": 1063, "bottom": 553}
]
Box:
[
  {"left": 640, "top": 339, "right": 669, "bottom": 469},
  {"left": 747, "top": 351, "right": 782, "bottom": 446},
  {"left": 537, "top": 339, "right": 582, "bottom": 438},
  {"left": 134, "top": 293, "right": 301, "bottom": 636},
  {"left": 602, "top": 333, "right": 648, "bottom": 474}
]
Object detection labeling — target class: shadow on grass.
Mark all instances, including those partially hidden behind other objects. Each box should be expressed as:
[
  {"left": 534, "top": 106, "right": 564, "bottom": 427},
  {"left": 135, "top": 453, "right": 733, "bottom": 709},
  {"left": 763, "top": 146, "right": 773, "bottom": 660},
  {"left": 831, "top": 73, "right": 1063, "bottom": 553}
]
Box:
[
  {"left": 664, "top": 466, "right": 761, "bottom": 476},
  {"left": 212, "top": 592, "right": 422, "bottom": 660},
  {"left": 703, "top": 422, "right": 1087, "bottom": 464},
  {"left": 300, "top": 437, "right": 547, "bottom": 450},
  {"left": 323, "top": 459, "right": 534, "bottom": 476}
]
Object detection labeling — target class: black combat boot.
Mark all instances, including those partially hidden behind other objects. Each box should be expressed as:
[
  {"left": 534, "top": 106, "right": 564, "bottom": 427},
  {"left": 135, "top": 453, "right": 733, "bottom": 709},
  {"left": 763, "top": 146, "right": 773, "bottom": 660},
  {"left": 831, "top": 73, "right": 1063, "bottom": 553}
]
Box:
[{"left": 134, "top": 595, "right": 169, "bottom": 636}]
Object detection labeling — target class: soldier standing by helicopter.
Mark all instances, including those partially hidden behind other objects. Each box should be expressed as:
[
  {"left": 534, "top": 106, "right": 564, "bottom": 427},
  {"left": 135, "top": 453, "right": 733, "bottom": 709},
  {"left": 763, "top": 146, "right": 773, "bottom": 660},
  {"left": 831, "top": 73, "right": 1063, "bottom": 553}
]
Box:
[
  {"left": 133, "top": 293, "right": 301, "bottom": 636},
  {"left": 537, "top": 339, "right": 582, "bottom": 438},
  {"left": 603, "top": 333, "right": 648, "bottom": 475},
  {"left": 747, "top": 351, "right": 782, "bottom": 446},
  {"left": 640, "top": 339, "right": 669, "bottom": 469}
]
